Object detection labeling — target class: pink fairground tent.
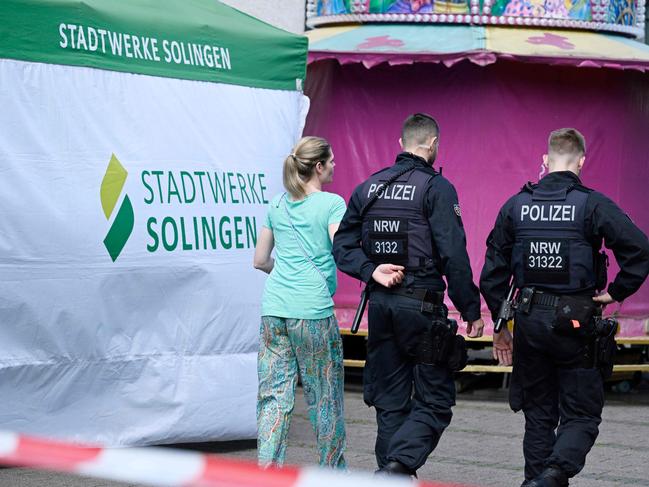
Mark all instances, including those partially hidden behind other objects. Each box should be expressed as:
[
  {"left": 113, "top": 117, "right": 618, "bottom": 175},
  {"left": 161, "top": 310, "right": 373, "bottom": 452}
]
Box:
[{"left": 304, "top": 25, "right": 649, "bottom": 337}]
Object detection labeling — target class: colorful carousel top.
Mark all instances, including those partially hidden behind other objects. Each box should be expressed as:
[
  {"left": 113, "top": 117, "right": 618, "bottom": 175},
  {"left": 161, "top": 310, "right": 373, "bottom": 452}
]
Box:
[
  {"left": 306, "top": 0, "right": 646, "bottom": 39},
  {"left": 307, "top": 24, "right": 649, "bottom": 70}
]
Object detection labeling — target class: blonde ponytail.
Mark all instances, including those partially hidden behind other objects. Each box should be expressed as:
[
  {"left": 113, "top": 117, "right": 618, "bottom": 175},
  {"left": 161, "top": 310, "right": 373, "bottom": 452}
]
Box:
[
  {"left": 283, "top": 136, "right": 332, "bottom": 200},
  {"left": 283, "top": 153, "right": 306, "bottom": 200}
]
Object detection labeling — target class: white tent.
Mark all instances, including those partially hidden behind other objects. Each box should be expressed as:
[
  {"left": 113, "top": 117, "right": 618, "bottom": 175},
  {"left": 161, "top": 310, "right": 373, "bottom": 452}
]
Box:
[{"left": 0, "top": 0, "right": 309, "bottom": 446}]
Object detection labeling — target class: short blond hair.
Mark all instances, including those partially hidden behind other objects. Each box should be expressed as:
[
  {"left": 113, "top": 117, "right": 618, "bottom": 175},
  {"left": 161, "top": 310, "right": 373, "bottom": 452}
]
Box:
[{"left": 548, "top": 128, "right": 586, "bottom": 158}]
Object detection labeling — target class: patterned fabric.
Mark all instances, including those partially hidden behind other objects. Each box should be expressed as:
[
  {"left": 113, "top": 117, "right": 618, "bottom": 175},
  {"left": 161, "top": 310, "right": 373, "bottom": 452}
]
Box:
[{"left": 257, "top": 315, "right": 347, "bottom": 468}]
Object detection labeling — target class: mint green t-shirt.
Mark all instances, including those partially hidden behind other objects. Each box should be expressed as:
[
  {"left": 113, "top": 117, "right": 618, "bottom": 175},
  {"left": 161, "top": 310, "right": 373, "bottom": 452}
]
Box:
[{"left": 261, "top": 191, "right": 347, "bottom": 320}]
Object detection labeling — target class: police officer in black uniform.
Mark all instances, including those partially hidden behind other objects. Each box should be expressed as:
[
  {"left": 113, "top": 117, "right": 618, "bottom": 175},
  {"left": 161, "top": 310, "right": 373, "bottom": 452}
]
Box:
[
  {"left": 332, "top": 113, "right": 485, "bottom": 476},
  {"left": 480, "top": 128, "right": 649, "bottom": 487}
]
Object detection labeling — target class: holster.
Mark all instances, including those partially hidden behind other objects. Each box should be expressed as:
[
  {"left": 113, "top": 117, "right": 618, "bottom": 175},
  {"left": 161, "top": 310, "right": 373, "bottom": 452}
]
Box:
[
  {"left": 517, "top": 287, "right": 535, "bottom": 314},
  {"left": 447, "top": 333, "right": 469, "bottom": 372},
  {"left": 416, "top": 317, "right": 468, "bottom": 371},
  {"left": 592, "top": 317, "right": 618, "bottom": 379}
]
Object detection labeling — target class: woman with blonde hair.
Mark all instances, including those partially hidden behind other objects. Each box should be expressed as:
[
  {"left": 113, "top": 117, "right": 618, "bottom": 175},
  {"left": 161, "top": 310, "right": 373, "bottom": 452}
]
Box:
[{"left": 253, "top": 136, "right": 347, "bottom": 468}]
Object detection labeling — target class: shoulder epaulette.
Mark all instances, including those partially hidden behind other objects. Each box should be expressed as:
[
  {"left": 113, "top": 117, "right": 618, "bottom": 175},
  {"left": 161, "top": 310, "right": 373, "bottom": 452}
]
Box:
[
  {"left": 520, "top": 181, "right": 537, "bottom": 193},
  {"left": 414, "top": 165, "right": 439, "bottom": 178},
  {"left": 571, "top": 183, "right": 593, "bottom": 193}
]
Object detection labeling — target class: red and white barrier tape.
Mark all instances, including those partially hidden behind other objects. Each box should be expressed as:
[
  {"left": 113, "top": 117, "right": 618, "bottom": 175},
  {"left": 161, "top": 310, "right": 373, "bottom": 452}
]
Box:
[{"left": 0, "top": 431, "right": 471, "bottom": 487}]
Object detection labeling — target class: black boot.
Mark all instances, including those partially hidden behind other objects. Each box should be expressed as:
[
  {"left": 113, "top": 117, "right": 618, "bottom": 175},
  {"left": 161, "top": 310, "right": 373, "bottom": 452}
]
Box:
[
  {"left": 527, "top": 466, "right": 569, "bottom": 487},
  {"left": 375, "top": 460, "right": 417, "bottom": 478}
]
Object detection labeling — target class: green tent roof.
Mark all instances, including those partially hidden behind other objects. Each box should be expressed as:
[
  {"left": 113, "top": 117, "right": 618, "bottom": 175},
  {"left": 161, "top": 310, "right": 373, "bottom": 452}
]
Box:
[{"left": 0, "top": 0, "right": 307, "bottom": 91}]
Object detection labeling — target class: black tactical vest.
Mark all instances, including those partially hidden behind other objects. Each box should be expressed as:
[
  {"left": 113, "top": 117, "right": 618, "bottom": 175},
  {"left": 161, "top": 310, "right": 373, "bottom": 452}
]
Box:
[
  {"left": 511, "top": 183, "right": 595, "bottom": 292},
  {"left": 359, "top": 165, "right": 437, "bottom": 271}
]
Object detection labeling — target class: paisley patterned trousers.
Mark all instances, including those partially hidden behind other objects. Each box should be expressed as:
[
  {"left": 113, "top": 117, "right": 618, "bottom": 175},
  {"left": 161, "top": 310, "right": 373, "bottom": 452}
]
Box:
[{"left": 257, "top": 315, "right": 346, "bottom": 468}]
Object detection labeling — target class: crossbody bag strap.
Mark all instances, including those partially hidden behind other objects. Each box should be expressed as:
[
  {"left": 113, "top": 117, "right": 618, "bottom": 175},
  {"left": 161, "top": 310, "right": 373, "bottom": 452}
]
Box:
[{"left": 281, "top": 193, "right": 333, "bottom": 297}]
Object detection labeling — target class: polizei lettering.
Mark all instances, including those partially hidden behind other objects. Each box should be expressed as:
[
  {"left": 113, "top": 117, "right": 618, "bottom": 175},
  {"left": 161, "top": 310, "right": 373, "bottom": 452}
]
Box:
[
  {"left": 367, "top": 183, "right": 416, "bottom": 201},
  {"left": 520, "top": 204, "right": 575, "bottom": 222}
]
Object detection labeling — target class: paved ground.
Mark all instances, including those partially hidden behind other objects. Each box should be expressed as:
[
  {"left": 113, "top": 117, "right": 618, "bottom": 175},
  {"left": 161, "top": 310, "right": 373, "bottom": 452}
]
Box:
[{"left": 1, "top": 382, "right": 648, "bottom": 487}]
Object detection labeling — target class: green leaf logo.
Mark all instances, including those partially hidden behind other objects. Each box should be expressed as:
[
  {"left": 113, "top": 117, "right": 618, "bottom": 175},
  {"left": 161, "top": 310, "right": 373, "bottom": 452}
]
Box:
[{"left": 100, "top": 154, "right": 134, "bottom": 261}]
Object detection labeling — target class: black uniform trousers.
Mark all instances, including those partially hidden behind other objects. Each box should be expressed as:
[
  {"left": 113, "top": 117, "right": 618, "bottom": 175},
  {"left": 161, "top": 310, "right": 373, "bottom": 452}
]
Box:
[
  {"left": 363, "top": 289, "right": 455, "bottom": 471},
  {"left": 510, "top": 303, "right": 604, "bottom": 481}
]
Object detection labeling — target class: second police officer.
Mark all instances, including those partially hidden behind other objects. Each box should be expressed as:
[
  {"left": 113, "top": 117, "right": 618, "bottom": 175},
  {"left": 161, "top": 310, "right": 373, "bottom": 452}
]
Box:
[
  {"left": 333, "top": 113, "right": 486, "bottom": 477},
  {"left": 480, "top": 128, "right": 649, "bottom": 487}
]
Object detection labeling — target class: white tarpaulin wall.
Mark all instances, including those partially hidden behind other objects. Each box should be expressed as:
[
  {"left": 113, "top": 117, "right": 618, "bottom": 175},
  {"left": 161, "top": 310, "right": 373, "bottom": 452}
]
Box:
[{"left": 0, "top": 53, "right": 307, "bottom": 443}]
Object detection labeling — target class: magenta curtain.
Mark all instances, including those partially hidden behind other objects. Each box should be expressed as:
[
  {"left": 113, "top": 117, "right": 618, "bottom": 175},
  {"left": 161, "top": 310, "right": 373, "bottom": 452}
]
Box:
[{"left": 304, "top": 59, "right": 649, "bottom": 334}]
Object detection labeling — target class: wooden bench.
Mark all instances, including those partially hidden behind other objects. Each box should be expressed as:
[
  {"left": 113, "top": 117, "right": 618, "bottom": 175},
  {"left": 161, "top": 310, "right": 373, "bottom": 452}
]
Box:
[{"left": 341, "top": 332, "right": 649, "bottom": 372}]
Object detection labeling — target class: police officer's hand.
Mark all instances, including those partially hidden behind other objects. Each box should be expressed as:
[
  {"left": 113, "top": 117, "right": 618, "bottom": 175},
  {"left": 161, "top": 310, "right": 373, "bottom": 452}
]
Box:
[
  {"left": 492, "top": 328, "right": 513, "bottom": 366},
  {"left": 466, "top": 318, "right": 485, "bottom": 338},
  {"left": 371, "top": 264, "right": 405, "bottom": 288},
  {"left": 593, "top": 292, "right": 615, "bottom": 305}
]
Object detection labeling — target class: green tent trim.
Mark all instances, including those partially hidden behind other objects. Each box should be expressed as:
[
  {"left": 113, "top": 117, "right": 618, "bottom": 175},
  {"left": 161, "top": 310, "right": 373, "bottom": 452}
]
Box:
[{"left": 0, "top": 0, "right": 307, "bottom": 91}]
